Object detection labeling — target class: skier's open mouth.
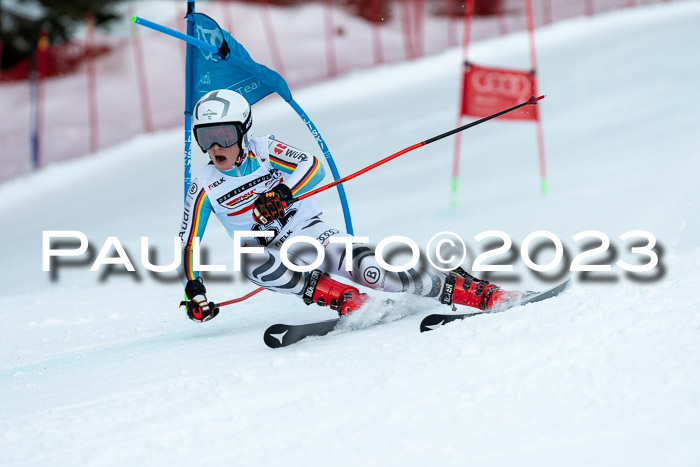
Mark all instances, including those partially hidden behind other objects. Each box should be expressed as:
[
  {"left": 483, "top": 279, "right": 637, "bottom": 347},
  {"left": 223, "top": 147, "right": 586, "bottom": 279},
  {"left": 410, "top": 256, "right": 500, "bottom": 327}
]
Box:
[{"left": 215, "top": 155, "right": 227, "bottom": 165}]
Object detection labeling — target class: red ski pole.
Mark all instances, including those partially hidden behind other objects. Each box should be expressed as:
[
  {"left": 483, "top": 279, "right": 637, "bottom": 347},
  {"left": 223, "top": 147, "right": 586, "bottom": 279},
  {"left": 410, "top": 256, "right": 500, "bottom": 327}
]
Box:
[
  {"left": 288, "top": 95, "right": 545, "bottom": 205},
  {"left": 216, "top": 286, "right": 265, "bottom": 308}
]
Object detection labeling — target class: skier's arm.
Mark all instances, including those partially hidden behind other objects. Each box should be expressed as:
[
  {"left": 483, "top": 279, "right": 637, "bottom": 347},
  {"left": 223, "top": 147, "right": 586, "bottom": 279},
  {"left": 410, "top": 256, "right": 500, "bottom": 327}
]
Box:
[
  {"left": 267, "top": 139, "right": 326, "bottom": 196},
  {"left": 178, "top": 181, "right": 220, "bottom": 322},
  {"left": 178, "top": 179, "right": 213, "bottom": 286}
]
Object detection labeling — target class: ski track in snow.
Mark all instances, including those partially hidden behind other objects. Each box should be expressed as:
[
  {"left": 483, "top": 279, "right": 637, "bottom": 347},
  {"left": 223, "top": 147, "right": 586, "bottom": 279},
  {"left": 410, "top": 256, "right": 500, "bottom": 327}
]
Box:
[{"left": 2, "top": 2, "right": 700, "bottom": 465}]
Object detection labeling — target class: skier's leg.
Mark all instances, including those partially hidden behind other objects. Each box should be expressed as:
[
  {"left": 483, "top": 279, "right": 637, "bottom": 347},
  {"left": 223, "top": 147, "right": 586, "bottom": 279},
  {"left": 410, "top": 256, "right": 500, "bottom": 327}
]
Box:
[
  {"left": 292, "top": 218, "right": 445, "bottom": 298},
  {"left": 237, "top": 217, "right": 364, "bottom": 298},
  {"left": 294, "top": 219, "right": 523, "bottom": 311},
  {"left": 239, "top": 248, "right": 307, "bottom": 296},
  {"left": 241, "top": 217, "right": 520, "bottom": 312},
  {"left": 237, "top": 233, "right": 370, "bottom": 315}
]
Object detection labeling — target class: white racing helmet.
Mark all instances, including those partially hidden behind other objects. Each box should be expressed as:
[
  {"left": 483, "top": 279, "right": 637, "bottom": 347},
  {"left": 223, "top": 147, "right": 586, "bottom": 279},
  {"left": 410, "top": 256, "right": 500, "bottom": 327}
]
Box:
[{"left": 193, "top": 89, "right": 252, "bottom": 165}]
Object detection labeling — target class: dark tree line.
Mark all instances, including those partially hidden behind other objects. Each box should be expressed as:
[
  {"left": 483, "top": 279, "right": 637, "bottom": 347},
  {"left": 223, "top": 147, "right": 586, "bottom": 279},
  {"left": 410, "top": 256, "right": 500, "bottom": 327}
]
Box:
[{"left": 0, "top": 0, "right": 121, "bottom": 71}]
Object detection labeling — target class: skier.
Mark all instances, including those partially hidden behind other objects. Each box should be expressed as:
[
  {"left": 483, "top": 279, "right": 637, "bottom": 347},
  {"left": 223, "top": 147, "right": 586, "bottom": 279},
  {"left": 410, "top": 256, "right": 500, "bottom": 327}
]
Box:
[{"left": 179, "top": 89, "right": 520, "bottom": 322}]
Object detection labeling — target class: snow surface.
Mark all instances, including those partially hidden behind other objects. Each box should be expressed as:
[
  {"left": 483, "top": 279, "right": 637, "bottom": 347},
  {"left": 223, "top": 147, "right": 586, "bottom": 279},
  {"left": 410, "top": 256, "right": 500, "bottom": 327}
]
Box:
[{"left": 2, "top": 2, "right": 700, "bottom": 465}]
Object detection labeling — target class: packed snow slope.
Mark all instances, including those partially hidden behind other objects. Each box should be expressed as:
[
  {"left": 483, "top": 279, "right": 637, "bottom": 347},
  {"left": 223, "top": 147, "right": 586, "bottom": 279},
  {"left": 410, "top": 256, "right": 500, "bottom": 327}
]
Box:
[{"left": 2, "top": 2, "right": 700, "bottom": 466}]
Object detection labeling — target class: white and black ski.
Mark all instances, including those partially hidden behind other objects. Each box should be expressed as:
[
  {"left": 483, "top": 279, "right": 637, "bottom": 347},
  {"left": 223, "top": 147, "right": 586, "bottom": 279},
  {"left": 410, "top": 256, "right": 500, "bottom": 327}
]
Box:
[
  {"left": 263, "top": 318, "right": 340, "bottom": 348},
  {"left": 263, "top": 280, "right": 570, "bottom": 347},
  {"left": 263, "top": 299, "right": 402, "bottom": 348},
  {"left": 419, "top": 279, "right": 571, "bottom": 332}
]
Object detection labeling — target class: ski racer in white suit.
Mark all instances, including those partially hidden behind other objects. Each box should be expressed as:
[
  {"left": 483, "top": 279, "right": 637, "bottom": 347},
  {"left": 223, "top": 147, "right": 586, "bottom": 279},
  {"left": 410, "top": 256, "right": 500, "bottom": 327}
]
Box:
[{"left": 179, "top": 89, "right": 518, "bottom": 322}]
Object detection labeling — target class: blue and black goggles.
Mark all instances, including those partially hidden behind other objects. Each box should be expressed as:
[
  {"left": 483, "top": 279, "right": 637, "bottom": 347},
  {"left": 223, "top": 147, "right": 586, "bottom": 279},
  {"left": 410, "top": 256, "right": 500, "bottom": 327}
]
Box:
[{"left": 194, "top": 123, "right": 243, "bottom": 152}]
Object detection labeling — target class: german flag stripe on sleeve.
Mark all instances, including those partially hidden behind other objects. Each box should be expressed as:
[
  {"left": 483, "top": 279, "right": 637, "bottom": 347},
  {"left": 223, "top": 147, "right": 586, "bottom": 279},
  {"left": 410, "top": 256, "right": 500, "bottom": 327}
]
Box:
[
  {"left": 269, "top": 154, "right": 295, "bottom": 172},
  {"left": 291, "top": 157, "right": 321, "bottom": 195},
  {"left": 185, "top": 190, "right": 209, "bottom": 280}
]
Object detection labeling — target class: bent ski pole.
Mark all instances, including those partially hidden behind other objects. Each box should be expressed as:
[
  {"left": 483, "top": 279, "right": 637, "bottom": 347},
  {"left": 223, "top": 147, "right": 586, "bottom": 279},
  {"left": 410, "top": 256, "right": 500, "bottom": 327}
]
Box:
[{"left": 288, "top": 95, "right": 545, "bottom": 205}]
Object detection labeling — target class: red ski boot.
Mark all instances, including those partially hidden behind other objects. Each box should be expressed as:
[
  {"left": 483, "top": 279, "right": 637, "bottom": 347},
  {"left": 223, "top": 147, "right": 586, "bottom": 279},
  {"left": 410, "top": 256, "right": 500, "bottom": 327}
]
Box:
[
  {"left": 302, "top": 270, "right": 371, "bottom": 316},
  {"left": 440, "top": 268, "right": 521, "bottom": 311}
]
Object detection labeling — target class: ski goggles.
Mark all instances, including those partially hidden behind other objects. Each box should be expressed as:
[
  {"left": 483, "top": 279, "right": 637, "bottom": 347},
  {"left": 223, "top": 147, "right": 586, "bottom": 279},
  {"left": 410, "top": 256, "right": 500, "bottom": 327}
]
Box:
[{"left": 194, "top": 124, "right": 241, "bottom": 151}]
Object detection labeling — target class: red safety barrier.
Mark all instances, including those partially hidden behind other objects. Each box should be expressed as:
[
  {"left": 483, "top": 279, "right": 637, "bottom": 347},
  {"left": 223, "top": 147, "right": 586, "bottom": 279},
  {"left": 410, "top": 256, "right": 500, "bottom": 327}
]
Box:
[
  {"left": 131, "top": 5, "right": 154, "bottom": 134},
  {"left": 399, "top": 0, "right": 415, "bottom": 59},
  {"left": 542, "top": 0, "right": 553, "bottom": 25},
  {"left": 220, "top": 0, "right": 235, "bottom": 35},
  {"left": 0, "top": 0, "right": 673, "bottom": 185},
  {"left": 370, "top": 0, "right": 384, "bottom": 65},
  {"left": 498, "top": 1, "right": 509, "bottom": 36},
  {"left": 86, "top": 14, "right": 99, "bottom": 154},
  {"left": 586, "top": 0, "right": 596, "bottom": 16},
  {"left": 324, "top": 0, "right": 338, "bottom": 78},
  {"left": 412, "top": 0, "right": 425, "bottom": 58},
  {"left": 257, "top": 0, "right": 286, "bottom": 77},
  {"left": 1, "top": 35, "right": 109, "bottom": 83}
]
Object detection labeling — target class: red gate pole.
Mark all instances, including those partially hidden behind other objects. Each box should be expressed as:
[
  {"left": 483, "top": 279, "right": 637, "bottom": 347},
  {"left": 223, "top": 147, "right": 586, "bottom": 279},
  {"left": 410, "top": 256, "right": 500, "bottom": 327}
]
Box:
[
  {"left": 585, "top": 0, "right": 595, "bottom": 16},
  {"left": 461, "top": 0, "right": 475, "bottom": 80},
  {"left": 177, "top": 4, "right": 187, "bottom": 72},
  {"left": 221, "top": 0, "right": 235, "bottom": 35},
  {"left": 497, "top": 1, "right": 508, "bottom": 36},
  {"left": 323, "top": 0, "right": 338, "bottom": 78},
  {"left": 542, "top": 0, "right": 553, "bottom": 25},
  {"left": 33, "top": 29, "right": 49, "bottom": 169},
  {"left": 130, "top": 5, "right": 154, "bottom": 133},
  {"left": 370, "top": 0, "right": 384, "bottom": 65},
  {"left": 86, "top": 13, "right": 98, "bottom": 154},
  {"left": 399, "top": 0, "right": 415, "bottom": 59},
  {"left": 446, "top": 0, "right": 456, "bottom": 48},
  {"left": 257, "top": 0, "right": 286, "bottom": 77},
  {"left": 450, "top": 0, "right": 475, "bottom": 208},
  {"left": 526, "top": 0, "right": 548, "bottom": 194},
  {"left": 412, "top": 0, "right": 424, "bottom": 57}
]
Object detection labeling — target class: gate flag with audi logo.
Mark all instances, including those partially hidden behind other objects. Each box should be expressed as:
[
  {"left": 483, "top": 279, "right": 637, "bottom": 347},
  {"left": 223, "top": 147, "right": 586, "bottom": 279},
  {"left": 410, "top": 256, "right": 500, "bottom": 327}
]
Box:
[
  {"left": 451, "top": 0, "right": 548, "bottom": 205},
  {"left": 460, "top": 63, "right": 539, "bottom": 121}
]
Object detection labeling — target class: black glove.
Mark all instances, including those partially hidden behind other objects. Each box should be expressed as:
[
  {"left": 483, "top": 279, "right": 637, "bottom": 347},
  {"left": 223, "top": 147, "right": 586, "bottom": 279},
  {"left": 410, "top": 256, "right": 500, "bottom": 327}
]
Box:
[
  {"left": 182, "top": 277, "right": 220, "bottom": 323},
  {"left": 252, "top": 184, "right": 293, "bottom": 226}
]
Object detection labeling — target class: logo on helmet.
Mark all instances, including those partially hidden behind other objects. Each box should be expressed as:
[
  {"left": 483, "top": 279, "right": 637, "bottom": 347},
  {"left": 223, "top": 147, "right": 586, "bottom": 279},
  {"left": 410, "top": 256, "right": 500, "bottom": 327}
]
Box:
[{"left": 202, "top": 109, "right": 217, "bottom": 120}]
